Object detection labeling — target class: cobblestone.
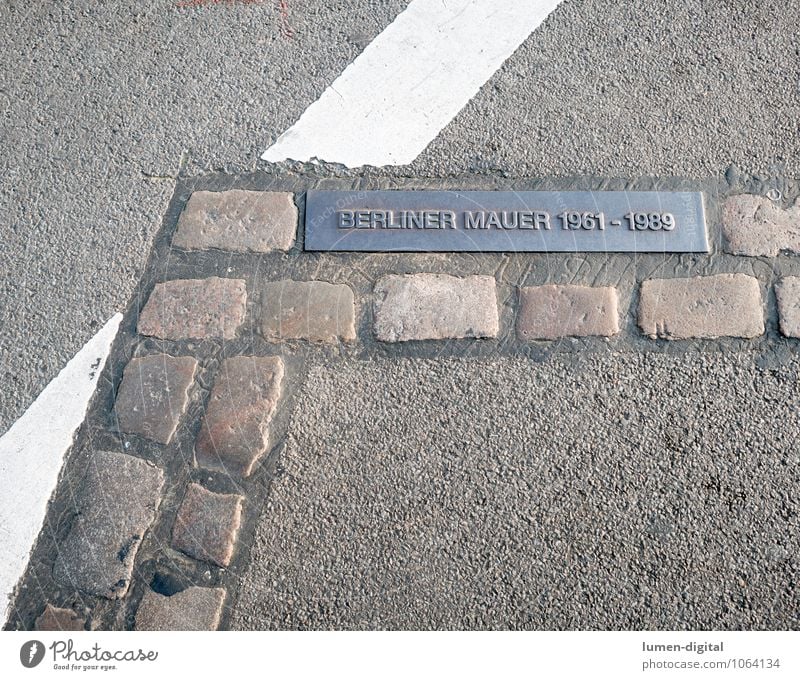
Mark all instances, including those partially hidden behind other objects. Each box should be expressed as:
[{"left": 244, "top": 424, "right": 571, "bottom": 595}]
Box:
[
  {"left": 775, "top": 276, "right": 800, "bottom": 337},
  {"left": 114, "top": 354, "right": 197, "bottom": 444},
  {"left": 172, "top": 483, "right": 244, "bottom": 568},
  {"left": 172, "top": 190, "right": 297, "bottom": 253},
  {"left": 517, "top": 284, "right": 619, "bottom": 340},
  {"left": 374, "top": 273, "right": 499, "bottom": 342},
  {"left": 195, "top": 356, "right": 284, "bottom": 477},
  {"left": 638, "top": 274, "right": 764, "bottom": 339},
  {"left": 138, "top": 277, "right": 247, "bottom": 340},
  {"left": 261, "top": 280, "right": 356, "bottom": 343},
  {"left": 134, "top": 586, "right": 226, "bottom": 631},
  {"left": 52, "top": 451, "right": 164, "bottom": 599},
  {"left": 34, "top": 604, "right": 86, "bottom": 631},
  {"left": 722, "top": 195, "right": 800, "bottom": 256}
]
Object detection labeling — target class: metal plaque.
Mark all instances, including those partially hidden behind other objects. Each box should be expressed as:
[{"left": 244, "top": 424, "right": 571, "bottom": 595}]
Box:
[{"left": 304, "top": 190, "right": 708, "bottom": 252}]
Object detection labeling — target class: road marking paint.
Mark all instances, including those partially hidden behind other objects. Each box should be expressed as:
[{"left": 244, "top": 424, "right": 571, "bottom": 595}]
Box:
[
  {"left": 262, "top": 0, "right": 564, "bottom": 167},
  {"left": 0, "top": 313, "right": 122, "bottom": 624}
]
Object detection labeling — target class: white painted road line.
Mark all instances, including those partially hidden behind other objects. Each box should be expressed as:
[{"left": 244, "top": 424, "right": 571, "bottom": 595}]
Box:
[
  {"left": 263, "top": 0, "right": 564, "bottom": 167},
  {"left": 0, "top": 313, "right": 121, "bottom": 624}
]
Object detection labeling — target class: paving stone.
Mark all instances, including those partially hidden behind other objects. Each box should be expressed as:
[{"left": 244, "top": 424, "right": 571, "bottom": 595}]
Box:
[
  {"left": 34, "top": 604, "right": 86, "bottom": 631},
  {"left": 195, "top": 356, "right": 284, "bottom": 477},
  {"left": 138, "top": 277, "right": 247, "bottom": 340},
  {"left": 134, "top": 586, "right": 226, "bottom": 631},
  {"left": 52, "top": 451, "right": 164, "bottom": 599},
  {"left": 517, "top": 284, "right": 619, "bottom": 340},
  {"left": 722, "top": 195, "right": 800, "bottom": 256},
  {"left": 373, "top": 273, "right": 499, "bottom": 342},
  {"left": 115, "top": 354, "right": 197, "bottom": 444},
  {"left": 638, "top": 274, "right": 764, "bottom": 340},
  {"left": 775, "top": 276, "right": 800, "bottom": 337},
  {"left": 172, "top": 483, "right": 243, "bottom": 568},
  {"left": 173, "top": 190, "right": 297, "bottom": 253},
  {"left": 261, "top": 280, "right": 356, "bottom": 343}
]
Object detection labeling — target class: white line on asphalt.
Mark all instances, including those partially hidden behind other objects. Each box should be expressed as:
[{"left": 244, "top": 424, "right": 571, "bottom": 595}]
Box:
[
  {"left": 262, "top": 0, "right": 564, "bottom": 167},
  {"left": 0, "top": 313, "right": 121, "bottom": 625}
]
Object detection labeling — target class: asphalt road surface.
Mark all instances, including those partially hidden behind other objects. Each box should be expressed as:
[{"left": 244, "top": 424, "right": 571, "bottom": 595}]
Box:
[{"left": 232, "top": 354, "right": 799, "bottom": 629}]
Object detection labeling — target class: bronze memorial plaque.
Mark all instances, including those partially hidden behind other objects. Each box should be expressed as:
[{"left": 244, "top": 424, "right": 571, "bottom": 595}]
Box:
[{"left": 304, "top": 190, "right": 708, "bottom": 252}]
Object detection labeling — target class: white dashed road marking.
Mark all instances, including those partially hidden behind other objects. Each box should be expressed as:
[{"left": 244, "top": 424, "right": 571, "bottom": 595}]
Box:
[
  {"left": 263, "top": 0, "right": 565, "bottom": 167},
  {"left": 0, "top": 313, "right": 121, "bottom": 623}
]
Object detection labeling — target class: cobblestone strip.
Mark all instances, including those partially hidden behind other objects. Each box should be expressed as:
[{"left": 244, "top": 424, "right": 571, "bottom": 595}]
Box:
[
  {"left": 638, "top": 274, "right": 764, "bottom": 340},
  {"left": 517, "top": 284, "right": 619, "bottom": 340},
  {"left": 775, "top": 277, "right": 800, "bottom": 337},
  {"left": 173, "top": 190, "right": 297, "bottom": 253},
  {"left": 195, "top": 356, "right": 284, "bottom": 477},
  {"left": 19, "top": 186, "right": 800, "bottom": 633},
  {"left": 134, "top": 586, "right": 226, "bottom": 631},
  {"left": 52, "top": 451, "right": 164, "bottom": 599},
  {"left": 722, "top": 195, "right": 800, "bottom": 256},
  {"left": 261, "top": 280, "right": 356, "bottom": 343},
  {"left": 114, "top": 354, "right": 197, "bottom": 444},
  {"left": 138, "top": 277, "right": 247, "bottom": 340},
  {"left": 172, "top": 483, "right": 244, "bottom": 568},
  {"left": 374, "top": 273, "right": 499, "bottom": 342}
]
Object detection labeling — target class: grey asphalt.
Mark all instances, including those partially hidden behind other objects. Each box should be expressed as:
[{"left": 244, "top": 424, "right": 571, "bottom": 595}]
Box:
[
  {"left": 232, "top": 354, "right": 800, "bottom": 630},
  {"left": 3, "top": 0, "right": 800, "bottom": 433}
]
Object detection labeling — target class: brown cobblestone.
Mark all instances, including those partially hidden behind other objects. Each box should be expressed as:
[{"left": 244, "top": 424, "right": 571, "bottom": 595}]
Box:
[
  {"left": 517, "top": 284, "right": 619, "bottom": 340},
  {"left": 195, "top": 356, "right": 284, "bottom": 477},
  {"left": 134, "top": 586, "right": 226, "bottom": 631},
  {"left": 722, "top": 195, "right": 800, "bottom": 257},
  {"left": 138, "top": 277, "right": 246, "bottom": 340},
  {"left": 172, "top": 483, "right": 243, "bottom": 568},
  {"left": 775, "top": 276, "right": 800, "bottom": 337},
  {"left": 34, "top": 604, "right": 86, "bottom": 631},
  {"left": 638, "top": 274, "right": 764, "bottom": 339},
  {"left": 374, "top": 273, "right": 499, "bottom": 342},
  {"left": 52, "top": 451, "right": 164, "bottom": 599},
  {"left": 115, "top": 354, "right": 197, "bottom": 444},
  {"left": 173, "top": 190, "right": 297, "bottom": 253},
  {"left": 261, "top": 280, "right": 356, "bottom": 343}
]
